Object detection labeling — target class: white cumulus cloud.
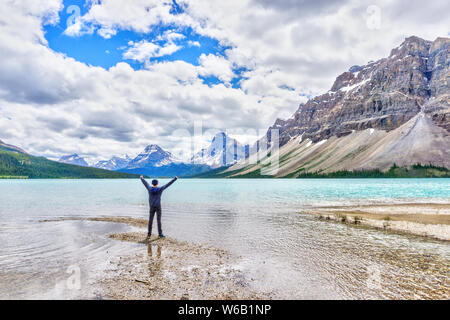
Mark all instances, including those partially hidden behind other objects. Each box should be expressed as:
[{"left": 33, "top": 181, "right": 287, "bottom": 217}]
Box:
[{"left": 0, "top": 0, "right": 449, "bottom": 163}]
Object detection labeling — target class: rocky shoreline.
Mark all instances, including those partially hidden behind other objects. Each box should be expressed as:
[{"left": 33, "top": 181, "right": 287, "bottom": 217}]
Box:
[
  {"left": 41, "top": 216, "right": 272, "bottom": 299},
  {"left": 40, "top": 216, "right": 275, "bottom": 300},
  {"left": 98, "top": 232, "right": 273, "bottom": 300},
  {"left": 40, "top": 211, "right": 449, "bottom": 300}
]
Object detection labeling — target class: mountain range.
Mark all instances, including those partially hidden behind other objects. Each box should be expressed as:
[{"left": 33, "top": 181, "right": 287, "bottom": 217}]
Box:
[
  {"left": 0, "top": 140, "right": 138, "bottom": 179},
  {"left": 116, "top": 144, "right": 211, "bottom": 177},
  {"left": 57, "top": 132, "right": 248, "bottom": 177},
  {"left": 207, "top": 36, "right": 450, "bottom": 178}
]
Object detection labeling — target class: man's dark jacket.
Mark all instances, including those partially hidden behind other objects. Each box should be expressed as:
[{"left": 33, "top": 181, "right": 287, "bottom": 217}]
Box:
[{"left": 140, "top": 177, "right": 177, "bottom": 207}]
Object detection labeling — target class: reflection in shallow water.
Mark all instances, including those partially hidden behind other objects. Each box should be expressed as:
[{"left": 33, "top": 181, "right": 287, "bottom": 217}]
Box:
[
  {"left": 0, "top": 179, "right": 449, "bottom": 299},
  {"left": 147, "top": 244, "right": 162, "bottom": 259},
  {"left": 147, "top": 244, "right": 162, "bottom": 278}
]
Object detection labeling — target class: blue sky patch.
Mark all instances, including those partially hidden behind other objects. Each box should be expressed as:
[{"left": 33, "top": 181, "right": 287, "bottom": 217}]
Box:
[{"left": 43, "top": 0, "right": 233, "bottom": 78}]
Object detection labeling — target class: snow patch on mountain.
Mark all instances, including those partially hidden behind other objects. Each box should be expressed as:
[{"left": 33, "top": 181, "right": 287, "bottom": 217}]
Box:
[
  {"left": 191, "top": 132, "right": 248, "bottom": 168},
  {"left": 94, "top": 155, "right": 132, "bottom": 171},
  {"left": 58, "top": 154, "right": 89, "bottom": 167},
  {"left": 126, "top": 144, "right": 178, "bottom": 169},
  {"left": 340, "top": 78, "right": 370, "bottom": 93}
]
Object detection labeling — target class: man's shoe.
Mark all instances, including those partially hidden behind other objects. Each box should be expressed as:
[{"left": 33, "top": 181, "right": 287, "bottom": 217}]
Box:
[{"left": 159, "top": 234, "right": 165, "bottom": 239}]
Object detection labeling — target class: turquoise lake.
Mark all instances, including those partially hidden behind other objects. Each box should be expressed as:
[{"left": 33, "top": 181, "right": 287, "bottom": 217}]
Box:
[{"left": 0, "top": 178, "right": 449, "bottom": 299}]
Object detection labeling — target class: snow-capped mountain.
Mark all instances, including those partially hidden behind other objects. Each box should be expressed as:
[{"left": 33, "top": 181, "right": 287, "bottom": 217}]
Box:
[
  {"left": 58, "top": 154, "right": 89, "bottom": 167},
  {"left": 94, "top": 155, "right": 131, "bottom": 171},
  {"left": 117, "top": 144, "right": 209, "bottom": 177},
  {"left": 191, "top": 132, "right": 249, "bottom": 168},
  {"left": 69, "top": 137, "right": 248, "bottom": 177},
  {"left": 126, "top": 144, "right": 177, "bottom": 169},
  {"left": 224, "top": 36, "right": 450, "bottom": 177},
  {"left": 91, "top": 144, "right": 178, "bottom": 172}
]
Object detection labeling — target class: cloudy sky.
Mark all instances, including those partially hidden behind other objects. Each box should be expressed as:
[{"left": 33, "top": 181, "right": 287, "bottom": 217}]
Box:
[{"left": 0, "top": 0, "right": 448, "bottom": 163}]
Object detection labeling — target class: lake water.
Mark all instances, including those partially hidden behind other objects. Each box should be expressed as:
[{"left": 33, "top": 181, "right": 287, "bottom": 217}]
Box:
[{"left": 0, "top": 178, "right": 449, "bottom": 299}]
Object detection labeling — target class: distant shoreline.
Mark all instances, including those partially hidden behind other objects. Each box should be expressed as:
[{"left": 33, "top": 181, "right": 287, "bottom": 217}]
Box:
[
  {"left": 190, "top": 164, "right": 450, "bottom": 179},
  {"left": 2, "top": 176, "right": 450, "bottom": 179},
  {"left": 0, "top": 176, "right": 28, "bottom": 179}
]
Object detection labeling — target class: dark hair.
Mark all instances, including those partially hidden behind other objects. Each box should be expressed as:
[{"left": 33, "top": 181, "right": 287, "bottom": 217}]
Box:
[{"left": 152, "top": 179, "right": 158, "bottom": 186}]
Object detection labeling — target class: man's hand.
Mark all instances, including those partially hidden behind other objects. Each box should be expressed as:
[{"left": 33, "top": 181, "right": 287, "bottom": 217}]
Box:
[
  {"left": 140, "top": 175, "right": 143, "bottom": 179},
  {"left": 175, "top": 176, "right": 178, "bottom": 179}
]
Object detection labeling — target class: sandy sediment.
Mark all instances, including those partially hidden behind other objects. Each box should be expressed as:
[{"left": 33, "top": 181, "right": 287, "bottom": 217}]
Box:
[
  {"left": 39, "top": 216, "right": 149, "bottom": 228},
  {"left": 303, "top": 203, "right": 450, "bottom": 241}
]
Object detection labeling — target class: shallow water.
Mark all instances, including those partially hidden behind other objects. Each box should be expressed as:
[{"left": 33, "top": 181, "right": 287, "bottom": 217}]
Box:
[{"left": 0, "top": 178, "right": 449, "bottom": 299}]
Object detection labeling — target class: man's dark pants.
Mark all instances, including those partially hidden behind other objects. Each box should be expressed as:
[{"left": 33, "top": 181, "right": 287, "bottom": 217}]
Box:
[{"left": 148, "top": 206, "right": 162, "bottom": 236}]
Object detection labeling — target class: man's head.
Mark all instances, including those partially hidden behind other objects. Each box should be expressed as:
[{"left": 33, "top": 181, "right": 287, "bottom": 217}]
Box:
[{"left": 151, "top": 179, "right": 158, "bottom": 187}]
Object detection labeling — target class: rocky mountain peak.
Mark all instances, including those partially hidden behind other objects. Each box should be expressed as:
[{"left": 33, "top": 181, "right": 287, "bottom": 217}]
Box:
[
  {"left": 59, "top": 154, "right": 89, "bottom": 167},
  {"left": 143, "top": 144, "right": 164, "bottom": 153},
  {"left": 192, "top": 131, "right": 248, "bottom": 168},
  {"left": 126, "top": 144, "right": 175, "bottom": 169},
  {"left": 389, "top": 36, "right": 431, "bottom": 59},
  {"left": 230, "top": 36, "right": 449, "bottom": 177},
  {"left": 265, "top": 35, "right": 449, "bottom": 147}
]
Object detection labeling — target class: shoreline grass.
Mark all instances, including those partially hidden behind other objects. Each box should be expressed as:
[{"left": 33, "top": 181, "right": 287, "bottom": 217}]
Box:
[{"left": 304, "top": 202, "right": 450, "bottom": 241}]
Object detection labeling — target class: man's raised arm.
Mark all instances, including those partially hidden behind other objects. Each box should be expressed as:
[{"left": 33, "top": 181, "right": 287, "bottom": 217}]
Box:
[
  {"left": 161, "top": 176, "right": 178, "bottom": 191},
  {"left": 140, "top": 175, "right": 151, "bottom": 191}
]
